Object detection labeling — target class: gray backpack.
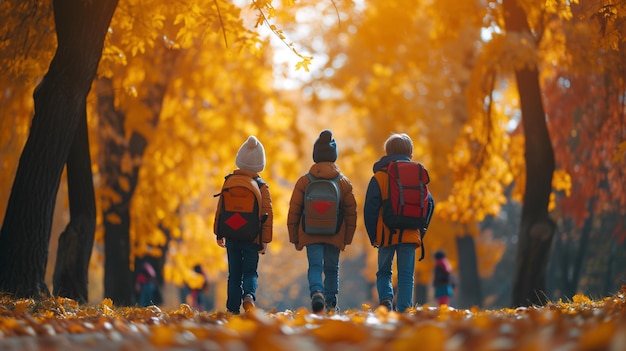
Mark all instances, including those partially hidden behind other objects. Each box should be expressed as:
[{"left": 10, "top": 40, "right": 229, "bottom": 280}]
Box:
[{"left": 303, "top": 173, "right": 343, "bottom": 235}]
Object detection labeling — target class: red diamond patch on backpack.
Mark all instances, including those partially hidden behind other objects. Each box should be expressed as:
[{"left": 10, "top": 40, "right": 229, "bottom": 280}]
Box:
[
  {"left": 224, "top": 213, "right": 247, "bottom": 231},
  {"left": 214, "top": 174, "right": 264, "bottom": 242}
]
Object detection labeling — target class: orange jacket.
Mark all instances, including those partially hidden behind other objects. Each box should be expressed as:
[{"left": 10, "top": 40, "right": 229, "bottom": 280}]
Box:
[{"left": 287, "top": 162, "right": 357, "bottom": 251}]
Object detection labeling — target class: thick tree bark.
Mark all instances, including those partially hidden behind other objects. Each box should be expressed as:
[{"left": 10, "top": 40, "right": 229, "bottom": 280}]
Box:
[
  {"left": 504, "top": 0, "right": 556, "bottom": 307},
  {"left": 52, "top": 102, "right": 96, "bottom": 303},
  {"left": 456, "top": 235, "right": 482, "bottom": 308},
  {"left": 0, "top": 0, "right": 117, "bottom": 299}
]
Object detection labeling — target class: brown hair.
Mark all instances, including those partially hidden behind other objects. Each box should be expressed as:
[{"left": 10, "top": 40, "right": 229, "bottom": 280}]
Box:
[{"left": 384, "top": 133, "right": 413, "bottom": 156}]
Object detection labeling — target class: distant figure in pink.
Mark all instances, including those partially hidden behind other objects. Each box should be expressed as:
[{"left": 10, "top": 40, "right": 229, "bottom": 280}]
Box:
[{"left": 433, "top": 250, "right": 455, "bottom": 306}]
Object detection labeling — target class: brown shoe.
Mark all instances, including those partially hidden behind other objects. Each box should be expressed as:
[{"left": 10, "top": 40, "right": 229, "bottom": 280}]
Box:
[
  {"left": 311, "top": 291, "right": 325, "bottom": 313},
  {"left": 380, "top": 299, "right": 393, "bottom": 311},
  {"left": 243, "top": 294, "right": 255, "bottom": 311}
]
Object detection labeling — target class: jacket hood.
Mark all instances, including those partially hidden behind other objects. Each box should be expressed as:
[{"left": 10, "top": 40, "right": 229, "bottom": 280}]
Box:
[
  {"left": 372, "top": 154, "right": 412, "bottom": 173},
  {"left": 233, "top": 169, "right": 259, "bottom": 177},
  {"left": 308, "top": 162, "right": 341, "bottom": 179}
]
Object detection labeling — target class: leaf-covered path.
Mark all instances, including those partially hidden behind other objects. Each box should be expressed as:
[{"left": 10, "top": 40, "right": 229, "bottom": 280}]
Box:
[{"left": 1, "top": 288, "right": 626, "bottom": 350}]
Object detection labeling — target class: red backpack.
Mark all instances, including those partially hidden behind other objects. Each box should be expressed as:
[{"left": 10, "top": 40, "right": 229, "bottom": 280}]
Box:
[
  {"left": 382, "top": 160, "right": 431, "bottom": 233},
  {"left": 383, "top": 161, "right": 431, "bottom": 261}
]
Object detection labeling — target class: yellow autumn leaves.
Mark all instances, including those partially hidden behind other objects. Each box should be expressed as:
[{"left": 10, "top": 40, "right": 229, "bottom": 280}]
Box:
[{"left": 1, "top": 290, "right": 626, "bottom": 350}]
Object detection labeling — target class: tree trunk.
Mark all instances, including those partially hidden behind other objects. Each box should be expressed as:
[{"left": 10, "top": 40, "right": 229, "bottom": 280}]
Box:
[
  {"left": 561, "top": 198, "right": 593, "bottom": 299},
  {"left": 97, "top": 47, "right": 179, "bottom": 306},
  {"left": 456, "top": 235, "right": 482, "bottom": 308},
  {"left": 96, "top": 77, "right": 135, "bottom": 306},
  {"left": 504, "top": 0, "right": 556, "bottom": 307},
  {"left": 553, "top": 216, "right": 575, "bottom": 299},
  {"left": 603, "top": 244, "right": 615, "bottom": 296},
  {"left": 52, "top": 102, "right": 96, "bottom": 303},
  {"left": 0, "top": 0, "right": 117, "bottom": 299}
]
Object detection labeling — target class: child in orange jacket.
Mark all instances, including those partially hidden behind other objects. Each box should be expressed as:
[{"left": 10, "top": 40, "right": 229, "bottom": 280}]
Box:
[
  {"left": 214, "top": 136, "right": 273, "bottom": 314},
  {"left": 287, "top": 130, "right": 357, "bottom": 313}
]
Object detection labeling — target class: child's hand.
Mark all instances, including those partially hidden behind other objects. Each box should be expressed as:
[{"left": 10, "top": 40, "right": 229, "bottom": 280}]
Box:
[
  {"left": 258, "top": 242, "right": 268, "bottom": 255},
  {"left": 217, "top": 237, "right": 225, "bottom": 248}
]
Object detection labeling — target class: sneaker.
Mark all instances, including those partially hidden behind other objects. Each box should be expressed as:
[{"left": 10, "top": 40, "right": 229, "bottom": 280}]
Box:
[
  {"left": 311, "top": 291, "right": 325, "bottom": 313},
  {"left": 380, "top": 299, "right": 393, "bottom": 311},
  {"left": 243, "top": 294, "right": 255, "bottom": 311},
  {"left": 326, "top": 305, "right": 339, "bottom": 314},
  {"left": 325, "top": 297, "right": 339, "bottom": 314}
]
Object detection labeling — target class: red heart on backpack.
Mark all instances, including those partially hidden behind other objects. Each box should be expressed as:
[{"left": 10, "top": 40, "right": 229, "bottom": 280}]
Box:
[{"left": 313, "top": 201, "right": 332, "bottom": 214}]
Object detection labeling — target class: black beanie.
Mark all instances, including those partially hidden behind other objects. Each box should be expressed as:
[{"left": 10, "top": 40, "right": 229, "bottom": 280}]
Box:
[{"left": 312, "top": 130, "right": 338, "bottom": 163}]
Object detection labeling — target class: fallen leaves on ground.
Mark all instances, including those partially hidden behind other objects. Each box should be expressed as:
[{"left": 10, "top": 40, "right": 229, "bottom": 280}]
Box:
[{"left": 1, "top": 287, "right": 626, "bottom": 350}]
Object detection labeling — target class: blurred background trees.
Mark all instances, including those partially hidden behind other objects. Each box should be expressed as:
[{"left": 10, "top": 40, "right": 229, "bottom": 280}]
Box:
[{"left": 1, "top": 0, "right": 624, "bottom": 308}]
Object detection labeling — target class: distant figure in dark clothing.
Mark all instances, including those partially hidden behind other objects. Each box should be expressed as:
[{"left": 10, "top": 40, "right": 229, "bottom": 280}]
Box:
[
  {"left": 189, "top": 265, "right": 210, "bottom": 311},
  {"left": 433, "top": 250, "right": 455, "bottom": 306},
  {"left": 135, "top": 262, "right": 159, "bottom": 307}
]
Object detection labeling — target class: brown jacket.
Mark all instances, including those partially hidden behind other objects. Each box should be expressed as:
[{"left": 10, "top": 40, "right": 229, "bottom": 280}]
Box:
[
  {"left": 214, "top": 169, "right": 273, "bottom": 244},
  {"left": 287, "top": 162, "right": 357, "bottom": 250}
]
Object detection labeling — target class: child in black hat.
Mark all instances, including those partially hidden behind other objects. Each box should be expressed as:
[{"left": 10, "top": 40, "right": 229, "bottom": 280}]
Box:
[{"left": 287, "top": 130, "right": 357, "bottom": 313}]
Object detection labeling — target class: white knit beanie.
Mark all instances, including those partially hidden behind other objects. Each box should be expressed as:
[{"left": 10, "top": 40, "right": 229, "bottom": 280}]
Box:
[{"left": 235, "top": 136, "right": 266, "bottom": 172}]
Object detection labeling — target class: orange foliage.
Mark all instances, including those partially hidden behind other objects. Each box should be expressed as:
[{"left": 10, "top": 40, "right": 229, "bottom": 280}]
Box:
[
  {"left": 541, "top": 0, "right": 626, "bottom": 239},
  {"left": 1, "top": 293, "right": 626, "bottom": 350},
  {"left": 1, "top": 0, "right": 625, "bottom": 306},
  {"left": 90, "top": 0, "right": 306, "bottom": 290}
]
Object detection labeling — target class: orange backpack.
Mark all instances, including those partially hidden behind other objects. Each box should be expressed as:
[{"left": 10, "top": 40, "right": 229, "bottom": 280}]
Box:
[{"left": 214, "top": 174, "right": 266, "bottom": 242}]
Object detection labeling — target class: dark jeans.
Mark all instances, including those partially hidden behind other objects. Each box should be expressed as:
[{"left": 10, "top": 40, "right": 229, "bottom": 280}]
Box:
[{"left": 225, "top": 239, "right": 260, "bottom": 313}]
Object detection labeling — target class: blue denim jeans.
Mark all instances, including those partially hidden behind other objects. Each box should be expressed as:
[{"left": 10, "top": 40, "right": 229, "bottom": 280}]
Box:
[
  {"left": 376, "top": 243, "right": 417, "bottom": 312},
  {"left": 225, "top": 239, "right": 260, "bottom": 313},
  {"left": 306, "top": 243, "right": 340, "bottom": 307}
]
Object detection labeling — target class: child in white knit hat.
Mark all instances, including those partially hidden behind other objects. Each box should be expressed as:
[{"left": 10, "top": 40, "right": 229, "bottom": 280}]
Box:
[{"left": 214, "top": 136, "right": 273, "bottom": 314}]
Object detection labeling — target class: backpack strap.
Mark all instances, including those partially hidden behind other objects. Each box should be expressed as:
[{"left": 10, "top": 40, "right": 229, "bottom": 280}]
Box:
[
  {"left": 419, "top": 230, "right": 426, "bottom": 261},
  {"left": 213, "top": 174, "right": 234, "bottom": 197},
  {"left": 253, "top": 176, "right": 269, "bottom": 225},
  {"left": 254, "top": 176, "right": 266, "bottom": 187}
]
